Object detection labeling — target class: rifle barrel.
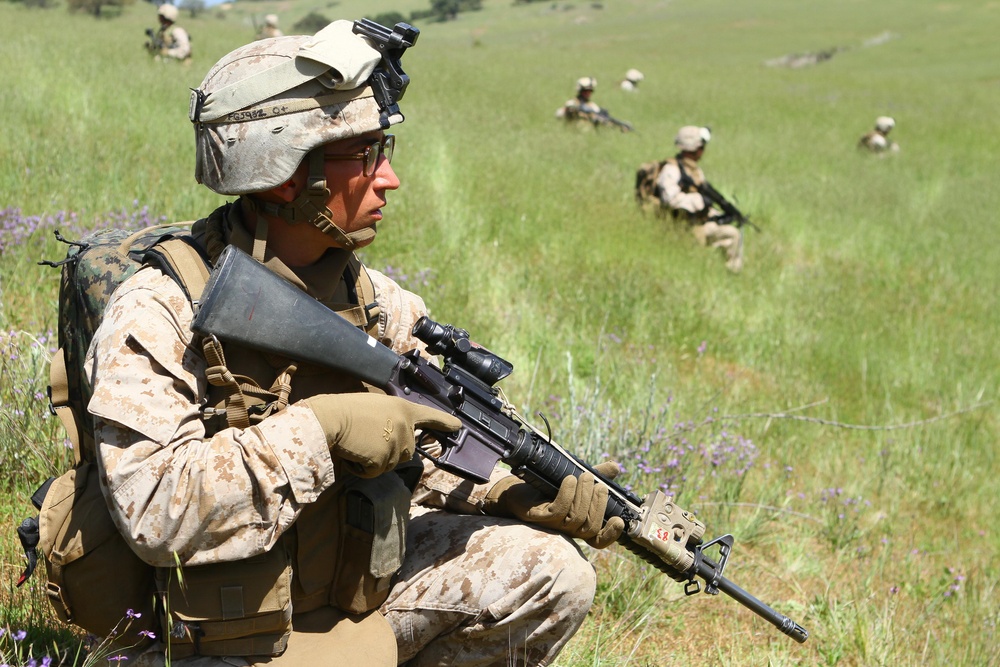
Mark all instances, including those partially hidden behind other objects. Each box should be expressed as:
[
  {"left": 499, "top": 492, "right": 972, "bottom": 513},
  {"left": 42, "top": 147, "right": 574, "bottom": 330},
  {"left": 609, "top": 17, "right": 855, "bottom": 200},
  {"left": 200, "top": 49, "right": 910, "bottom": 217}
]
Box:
[{"left": 704, "top": 563, "right": 809, "bottom": 643}]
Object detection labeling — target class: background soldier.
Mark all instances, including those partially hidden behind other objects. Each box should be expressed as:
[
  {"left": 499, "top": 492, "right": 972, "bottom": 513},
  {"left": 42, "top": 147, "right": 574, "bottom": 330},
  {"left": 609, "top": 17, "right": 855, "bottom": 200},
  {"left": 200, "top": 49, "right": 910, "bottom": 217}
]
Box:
[
  {"left": 555, "top": 77, "right": 632, "bottom": 131},
  {"left": 92, "top": 20, "right": 624, "bottom": 666},
  {"left": 256, "top": 13, "right": 284, "bottom": 40},
  {"left": 858, "top": 116, "right": 900, "bottom": 153},
  {"left": 654, "top": 126, "right": 744, "bottom": 273},
  {"left": 145, "top": 3, "right": 191, "bottom": 63},
  {"left": 620, "top": 68, "right": 644, "bottom": 92}
]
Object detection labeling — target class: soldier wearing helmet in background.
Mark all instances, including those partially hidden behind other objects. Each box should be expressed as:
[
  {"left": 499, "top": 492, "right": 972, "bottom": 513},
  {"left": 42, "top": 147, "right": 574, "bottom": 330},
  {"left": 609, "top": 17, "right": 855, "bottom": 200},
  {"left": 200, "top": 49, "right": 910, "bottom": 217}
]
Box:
[
  {"left": 653, "top": 126, "right": 744, "bottom": 273},
  {"left": 89, "top": 19, "right": 623, "bottom": 666},
  {"left": 256, "top": 13, "right": 284, "bottom": 40},
  {"left": 145, "top": 3, "right": 191, "bottom": 62},
  {"left": 555, "top": 76, "right": 600, "bottom": 121},
  {"left": 620, "top": 68, "right": 644, "bottom": 92},
  {"left": 858, "top": 116, "right": 900, "bottom": 154},
  {"left": 555, "top": 77, "right": 633, "bottom": 131}
]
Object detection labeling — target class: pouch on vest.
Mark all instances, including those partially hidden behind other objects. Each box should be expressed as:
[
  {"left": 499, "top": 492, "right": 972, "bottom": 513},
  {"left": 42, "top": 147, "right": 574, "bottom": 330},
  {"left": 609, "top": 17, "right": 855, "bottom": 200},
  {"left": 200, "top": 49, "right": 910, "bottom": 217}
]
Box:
[
  {"left": 267, "top": 606, "right": 397, "bottom": 667},
  {"left": 332, "top": 474, "right": 411, "bottom": 614},
  {"left": 37, "top": 461, "right": 159, "bottom": 648},
  {"left": 157, "top": 545, "right": 293, "bottom": 659}
]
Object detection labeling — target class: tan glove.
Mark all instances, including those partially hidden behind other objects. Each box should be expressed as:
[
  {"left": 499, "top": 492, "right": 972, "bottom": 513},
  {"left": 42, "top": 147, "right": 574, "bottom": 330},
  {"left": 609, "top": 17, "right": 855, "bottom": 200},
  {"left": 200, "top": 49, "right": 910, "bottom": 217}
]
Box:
[
  {"left": 483, "top": 461, "right": 626, "bottom": 549},
  {"left": 306, "top": 393, "right": 461, "bottom": 478}
]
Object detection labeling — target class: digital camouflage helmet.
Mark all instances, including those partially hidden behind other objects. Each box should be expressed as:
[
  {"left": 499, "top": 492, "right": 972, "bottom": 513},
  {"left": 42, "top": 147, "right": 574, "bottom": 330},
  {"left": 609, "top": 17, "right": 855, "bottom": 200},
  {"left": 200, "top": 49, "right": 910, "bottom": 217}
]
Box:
[
  {"left": 875, "top": 116, "right": 895, "bottom": 133},
  {"left": 189, "top": 19, "right": 418, "bottom": 248},
  {"left": 675, "top": 125, "right": 712, "bottom": 152},
  {"left": 157, "top": 3, "right": 178, "bottom": 22}
]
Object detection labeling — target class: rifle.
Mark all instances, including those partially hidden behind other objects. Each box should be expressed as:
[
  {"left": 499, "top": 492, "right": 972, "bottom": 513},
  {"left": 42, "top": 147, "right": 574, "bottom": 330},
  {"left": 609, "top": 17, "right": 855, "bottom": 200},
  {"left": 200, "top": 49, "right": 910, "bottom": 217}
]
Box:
[
  {"left": 679, "top": 172, "right": 760, "bottom": 232},
  {"left": 191, "top": 246, "right": 808, "bottom": 644},
  {"left": 144, "top": 27, "right": 163, "bottom": 54},
  {"left": 588, "top": 108, "right": 633, "bottom": 132}
]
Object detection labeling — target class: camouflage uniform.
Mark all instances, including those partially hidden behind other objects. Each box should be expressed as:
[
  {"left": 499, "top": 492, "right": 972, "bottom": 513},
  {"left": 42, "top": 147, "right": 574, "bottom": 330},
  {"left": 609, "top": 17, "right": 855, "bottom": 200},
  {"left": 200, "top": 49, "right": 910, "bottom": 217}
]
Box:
[
  {"left": 555, "top": 97, "right": 603, "bottom": 124},
  {"left": 554, "top": 76, "right": 624, "bottom": 129},
  {"left": 619, "top": 69, "right": 643, "bottom": 92},
  {"left": 156, "top": 24, "right": 191, "bottom": 61},
  {"left": 147, "top": 5, "right": 191, "bottom": 62},
  {"left": 86, "top": 203, "right": 597, "bottom": 666},
  {"left": 256, "top": 15, "right": 284, "bottom": 40},
  {"left": 858, "top": 116, "right": 899, "bottom": 154},
  {"left": 257, "top": 26, "right": 284, "bottom": 40},
  {"left": 858, "top": 135, "right": 900, "bottom": 153},
  {"left": 82, "top": 22, "right": 609, "bottom": 666},
  {"left": 656, "top": 142, "right": 744, "bottom": 273}
]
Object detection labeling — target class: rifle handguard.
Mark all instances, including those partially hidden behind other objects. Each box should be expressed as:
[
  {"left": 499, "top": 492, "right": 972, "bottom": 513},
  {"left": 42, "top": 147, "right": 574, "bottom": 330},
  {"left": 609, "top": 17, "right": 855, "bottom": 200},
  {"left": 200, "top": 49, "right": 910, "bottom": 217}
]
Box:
[{"left": 483, "top": 463, "right": 625, "bottom": 547}]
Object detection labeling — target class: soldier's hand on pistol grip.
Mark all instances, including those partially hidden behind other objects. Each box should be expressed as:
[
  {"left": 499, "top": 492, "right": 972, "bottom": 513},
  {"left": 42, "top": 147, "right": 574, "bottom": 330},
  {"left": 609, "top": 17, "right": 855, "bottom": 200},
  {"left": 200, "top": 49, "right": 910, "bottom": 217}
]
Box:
[
  {"left": 306, "top": 394, "right": 461, "bottom": 478},
  {"left": 699, "top": 194, "right": 715, "bottom": 215},
  {"left": 483, "top": 461, "right": 626, "bottom": 549}
]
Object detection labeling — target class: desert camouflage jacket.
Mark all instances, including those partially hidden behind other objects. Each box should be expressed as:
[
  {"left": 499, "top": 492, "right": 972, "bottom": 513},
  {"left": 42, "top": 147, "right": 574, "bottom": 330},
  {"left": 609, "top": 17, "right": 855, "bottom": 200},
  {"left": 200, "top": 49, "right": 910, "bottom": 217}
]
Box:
[
  {"left": 85, "top": 204, "right": 504, "bottom": 569},
  {"left": 656, "top": 156, "right": 711, "bottom": 219}
]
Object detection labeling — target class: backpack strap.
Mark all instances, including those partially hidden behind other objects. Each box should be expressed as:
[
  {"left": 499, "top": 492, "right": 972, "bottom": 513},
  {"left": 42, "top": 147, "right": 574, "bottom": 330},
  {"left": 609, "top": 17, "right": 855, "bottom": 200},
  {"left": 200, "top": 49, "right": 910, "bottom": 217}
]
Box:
[
  {"left": 47, "top": 349, "right": 84, "bottom": 467},
  {"left": 143, "top": 233, "right": 213, "bottom": 306}
]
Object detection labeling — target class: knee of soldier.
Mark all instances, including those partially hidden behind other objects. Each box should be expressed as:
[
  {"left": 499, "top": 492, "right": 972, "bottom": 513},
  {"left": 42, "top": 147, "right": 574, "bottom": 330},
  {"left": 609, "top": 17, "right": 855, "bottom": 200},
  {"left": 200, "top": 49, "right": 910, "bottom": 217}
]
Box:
[{"left": 530, "top": 529, "right": 598, "bottom": 609}]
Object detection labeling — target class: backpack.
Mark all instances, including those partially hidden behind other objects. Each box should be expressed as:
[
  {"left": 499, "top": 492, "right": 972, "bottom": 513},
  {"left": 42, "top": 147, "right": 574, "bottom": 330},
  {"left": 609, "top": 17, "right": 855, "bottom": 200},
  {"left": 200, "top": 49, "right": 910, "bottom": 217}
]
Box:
[
  {"left": 17, "top": 224, "right": 210, "bottom": 644},
  {"left": 635, "top": 159, "right": 667, "bottom": 206}
]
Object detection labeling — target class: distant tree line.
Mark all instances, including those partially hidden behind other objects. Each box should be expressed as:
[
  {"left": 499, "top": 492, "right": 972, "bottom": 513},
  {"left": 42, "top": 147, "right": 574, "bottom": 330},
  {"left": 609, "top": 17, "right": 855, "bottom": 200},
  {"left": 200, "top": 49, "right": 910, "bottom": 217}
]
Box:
[
  {"left": 295, "top": 0, "right": 482, "bottom": 34},
  {"left": 6, "top": 0, "right": 134, "bottom": 15},
  {"left": 11, "top": 0, "right": 482, "bottom": 27},
  {"left": 7, "top": 0, "right": 209, "bottom": 18},
  {"left": 67, "top": 0, "right": 133, "bottom": 18}
]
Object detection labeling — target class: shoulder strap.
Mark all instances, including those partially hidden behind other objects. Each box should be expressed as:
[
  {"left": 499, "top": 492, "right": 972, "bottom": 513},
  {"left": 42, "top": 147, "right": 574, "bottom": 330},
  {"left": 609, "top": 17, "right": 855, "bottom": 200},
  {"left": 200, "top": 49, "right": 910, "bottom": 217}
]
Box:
[
  {"left": 329, "top": 257, "right": 381, "bottom": 335},
  {"left": 143, "top": 234, "right": 212, "bottom": 305},
  {"left": 47, "top": 349, "right": 82, "bottom": 466}
]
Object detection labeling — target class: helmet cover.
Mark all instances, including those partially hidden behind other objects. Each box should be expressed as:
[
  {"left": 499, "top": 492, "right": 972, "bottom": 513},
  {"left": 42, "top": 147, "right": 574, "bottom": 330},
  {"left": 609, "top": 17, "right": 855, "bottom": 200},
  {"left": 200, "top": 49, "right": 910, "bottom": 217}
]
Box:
[
  {"left": 675, "top": 125, "right": 710, "bottom": 151},
  {"left": 191, "top": 20, "right": 403, "bottom": 195},
  {"left": 875, "top": 116, "right": 895, "bottom": 132},
  {"left": 158, "top": 3, "right": 179, "bottom": 22},
  {"left": 625, "top": 68, "right": 644, "bottom": 82}
]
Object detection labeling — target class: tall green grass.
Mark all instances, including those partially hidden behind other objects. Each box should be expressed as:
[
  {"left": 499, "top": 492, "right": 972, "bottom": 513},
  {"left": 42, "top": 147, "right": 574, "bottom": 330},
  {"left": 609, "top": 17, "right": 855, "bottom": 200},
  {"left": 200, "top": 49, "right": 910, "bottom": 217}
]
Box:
[{"left": 2, "top": 0, "right": 998, "bottom": 664}]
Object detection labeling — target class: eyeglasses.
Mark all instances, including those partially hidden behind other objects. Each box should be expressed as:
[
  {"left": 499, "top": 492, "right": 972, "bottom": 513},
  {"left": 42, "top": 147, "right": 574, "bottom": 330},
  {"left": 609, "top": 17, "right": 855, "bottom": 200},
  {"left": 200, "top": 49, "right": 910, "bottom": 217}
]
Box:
[{"left": 323, "top": 135, "right": 395, "bottom": 177}]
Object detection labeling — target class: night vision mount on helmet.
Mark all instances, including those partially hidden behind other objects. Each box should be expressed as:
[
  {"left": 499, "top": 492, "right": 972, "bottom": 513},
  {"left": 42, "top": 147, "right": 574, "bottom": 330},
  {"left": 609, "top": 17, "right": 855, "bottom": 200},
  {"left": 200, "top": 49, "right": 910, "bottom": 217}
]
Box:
[{"left": 351, "top": 19, "right": 418, "bottom": 121}]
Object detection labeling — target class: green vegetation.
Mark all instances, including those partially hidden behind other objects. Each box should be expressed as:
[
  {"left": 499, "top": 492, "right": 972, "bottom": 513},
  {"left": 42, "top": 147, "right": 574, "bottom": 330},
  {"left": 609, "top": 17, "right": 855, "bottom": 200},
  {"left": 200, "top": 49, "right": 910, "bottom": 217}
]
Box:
[{"left": 2, "top": 0, "right": 999, "bottom": 664}]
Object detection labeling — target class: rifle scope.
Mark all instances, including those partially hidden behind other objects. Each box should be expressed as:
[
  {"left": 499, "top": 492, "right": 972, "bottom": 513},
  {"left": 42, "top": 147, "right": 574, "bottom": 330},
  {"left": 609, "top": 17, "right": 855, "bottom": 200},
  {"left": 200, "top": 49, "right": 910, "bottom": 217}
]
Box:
[{"left": 412, "top": 316, "right": 513, "bottom": 387}]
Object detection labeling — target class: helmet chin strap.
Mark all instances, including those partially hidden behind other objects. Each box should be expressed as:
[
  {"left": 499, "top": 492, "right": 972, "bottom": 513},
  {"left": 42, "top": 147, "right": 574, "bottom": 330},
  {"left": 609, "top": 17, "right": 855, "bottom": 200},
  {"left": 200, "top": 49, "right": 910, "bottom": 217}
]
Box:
[{"left": 249, "top": 149, "right": 376, "bottom": 252}]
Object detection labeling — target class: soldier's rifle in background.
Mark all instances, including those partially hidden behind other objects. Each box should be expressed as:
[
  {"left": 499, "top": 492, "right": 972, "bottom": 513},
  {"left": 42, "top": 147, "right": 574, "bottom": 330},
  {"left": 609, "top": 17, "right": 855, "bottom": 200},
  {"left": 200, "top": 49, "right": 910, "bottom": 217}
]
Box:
[
  {"left": 191, "top": 246, "right": 809, "bottom": 645},
  {"left": 588, "top": 107, "right": 633, "bottom": 132},
  {"left": 144, "top": 27, "right": 163, "bottom": 53},
  {"left": 679, "top": 173, "right": 760, "bottom": 232}
]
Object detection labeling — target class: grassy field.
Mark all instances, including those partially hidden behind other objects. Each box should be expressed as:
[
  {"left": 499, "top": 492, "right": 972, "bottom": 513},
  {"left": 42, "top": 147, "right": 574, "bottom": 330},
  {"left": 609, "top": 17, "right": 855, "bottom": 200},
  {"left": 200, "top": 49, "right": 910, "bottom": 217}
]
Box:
[{"left": 2, "top": 0, "right": 999, "bottom": 664}]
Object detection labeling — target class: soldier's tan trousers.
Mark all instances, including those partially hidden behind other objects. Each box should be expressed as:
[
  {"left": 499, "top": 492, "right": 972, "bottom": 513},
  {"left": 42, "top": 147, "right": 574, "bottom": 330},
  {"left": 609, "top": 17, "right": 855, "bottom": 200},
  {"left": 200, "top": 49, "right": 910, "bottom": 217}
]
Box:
[
  {"left": 127, "top": 507, "right": 597, "bottom": 667},
  {"left": 692, "top": 221, "right": 744, "bottom": 273}
]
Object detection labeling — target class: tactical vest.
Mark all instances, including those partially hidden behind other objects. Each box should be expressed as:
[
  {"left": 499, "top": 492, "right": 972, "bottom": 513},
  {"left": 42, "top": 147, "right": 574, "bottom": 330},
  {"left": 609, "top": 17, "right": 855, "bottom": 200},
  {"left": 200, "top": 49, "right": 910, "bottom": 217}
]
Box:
[
  {"left": 667, "top": 157, "right": 709, "bottom": 224},
  {"left": 161, "top": 209, "right": 409, "bottom": 659},
  {"left": 156, "top": 25, "right": 177, "bottom": 50}
]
